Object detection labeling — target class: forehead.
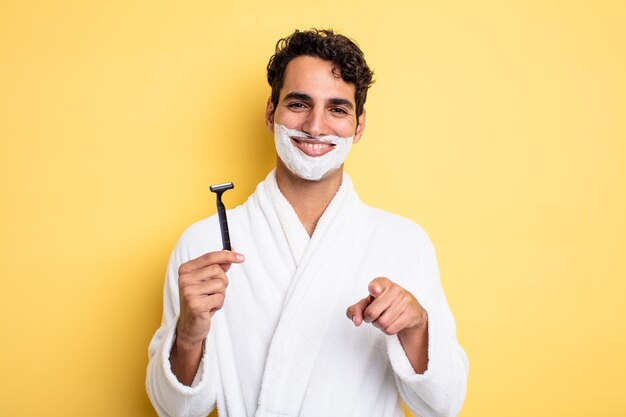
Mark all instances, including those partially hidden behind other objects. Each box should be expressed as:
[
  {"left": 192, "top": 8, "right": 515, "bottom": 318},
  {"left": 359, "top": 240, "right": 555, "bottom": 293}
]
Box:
[{"left": 280, "top": 55, "right": 356, "bottom": 103}]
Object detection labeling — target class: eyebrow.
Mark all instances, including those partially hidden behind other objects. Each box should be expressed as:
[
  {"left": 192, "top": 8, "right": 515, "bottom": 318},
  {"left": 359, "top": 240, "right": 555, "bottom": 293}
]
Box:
[
  {"left": 283, "top": 92, "right": 313, "bottom": 102},
  {"left": 283, "top": 92, "right": 354, "bottom": 109},
  {"left": 328, "top": 98, "right": 354, "bottom": 109}
]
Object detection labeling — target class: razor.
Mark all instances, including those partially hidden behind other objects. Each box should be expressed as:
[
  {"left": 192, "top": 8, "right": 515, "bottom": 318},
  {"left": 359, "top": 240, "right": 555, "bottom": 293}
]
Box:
[{"left": 209, "top": 182, "right": 234, "bottom": 251}]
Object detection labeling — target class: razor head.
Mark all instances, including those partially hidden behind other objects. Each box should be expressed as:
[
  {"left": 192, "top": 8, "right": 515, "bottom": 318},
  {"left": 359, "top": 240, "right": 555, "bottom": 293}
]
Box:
[{"left": 210, "top": 182, "right": 234, "bottom": 193}]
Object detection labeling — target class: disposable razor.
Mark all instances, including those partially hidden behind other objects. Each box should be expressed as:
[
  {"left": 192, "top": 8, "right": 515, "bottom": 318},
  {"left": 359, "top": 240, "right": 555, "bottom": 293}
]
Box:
[{"left": 209, "top": 182, "right": 234, "bottom": 251}]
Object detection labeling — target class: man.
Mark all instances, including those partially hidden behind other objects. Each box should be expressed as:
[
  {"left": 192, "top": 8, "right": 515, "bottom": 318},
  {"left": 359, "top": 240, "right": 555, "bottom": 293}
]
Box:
[{"left": 147, "top": 29, "right": 468, "bottom": 417}]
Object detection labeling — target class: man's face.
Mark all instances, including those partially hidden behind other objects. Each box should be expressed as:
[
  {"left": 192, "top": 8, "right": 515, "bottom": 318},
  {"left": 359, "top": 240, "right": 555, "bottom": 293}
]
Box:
[{"left": 265, "top": 55, "right": 366, "bottom": 157}]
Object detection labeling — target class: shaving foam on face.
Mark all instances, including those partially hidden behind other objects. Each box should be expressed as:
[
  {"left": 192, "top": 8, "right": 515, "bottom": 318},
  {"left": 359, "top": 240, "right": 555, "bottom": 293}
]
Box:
[{"left": 274, "top": 124, "right": 354, "bottom": 181}]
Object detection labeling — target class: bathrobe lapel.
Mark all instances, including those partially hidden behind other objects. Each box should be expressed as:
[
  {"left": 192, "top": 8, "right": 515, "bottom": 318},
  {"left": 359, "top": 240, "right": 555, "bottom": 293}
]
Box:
[{"left": 254, "top": 171, "right": 378, "bottom": 417}]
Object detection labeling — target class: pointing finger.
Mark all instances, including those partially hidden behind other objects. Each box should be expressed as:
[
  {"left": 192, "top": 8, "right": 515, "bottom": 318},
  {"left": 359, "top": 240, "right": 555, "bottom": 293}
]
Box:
[{"left": 346, "top": 295, "right": 372, "bottom": 327}]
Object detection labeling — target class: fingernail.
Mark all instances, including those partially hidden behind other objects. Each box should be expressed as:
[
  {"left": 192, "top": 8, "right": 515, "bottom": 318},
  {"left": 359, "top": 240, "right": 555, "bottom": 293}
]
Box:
[
  {"left": 352, "top": 315, "right": 356, "bottom": 325},
  {"left": 236, "top": 253, "right": 245, "bottom": 261}
]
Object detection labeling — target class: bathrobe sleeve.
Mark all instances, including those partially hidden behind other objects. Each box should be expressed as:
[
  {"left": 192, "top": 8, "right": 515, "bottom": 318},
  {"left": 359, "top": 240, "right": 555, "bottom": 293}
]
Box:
[
  {"left": 386, "top": 225, "right": 469, "bottom": 417},
  {"left": 146, "top": 236, "right": 220, "bottom": 417}
]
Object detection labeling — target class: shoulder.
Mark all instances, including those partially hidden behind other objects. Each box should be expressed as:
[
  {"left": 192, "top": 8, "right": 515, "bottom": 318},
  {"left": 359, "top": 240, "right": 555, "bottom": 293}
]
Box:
[
  {"left": 365, "top": 205, "right": 435, "bottom": 252},
  {"left": 173, "top": 215, "right": 221, "bottom": 262},
  {"left": 180, "top": 216, "right": 215, "bottom": 241}
]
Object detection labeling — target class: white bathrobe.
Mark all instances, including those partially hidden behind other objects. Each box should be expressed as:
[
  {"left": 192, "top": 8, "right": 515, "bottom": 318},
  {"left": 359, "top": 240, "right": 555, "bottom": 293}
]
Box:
[{"left": 146, "top": 171, "right": 468, "bottom": 417}]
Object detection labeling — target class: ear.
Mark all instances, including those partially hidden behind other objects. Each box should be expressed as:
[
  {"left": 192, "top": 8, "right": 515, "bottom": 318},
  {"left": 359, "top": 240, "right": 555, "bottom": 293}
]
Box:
[
  {"left": 352, "top": 109, "right": 366, "bottom": 144},
  {"left": 265, "top": 97, "right": 275, "bottom": 133}
]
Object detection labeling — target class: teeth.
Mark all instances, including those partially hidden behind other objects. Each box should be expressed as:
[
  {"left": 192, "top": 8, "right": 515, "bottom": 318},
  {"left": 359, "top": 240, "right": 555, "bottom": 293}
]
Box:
[{"left": 301, "top": 142, "right": 330, "bottom": 150}]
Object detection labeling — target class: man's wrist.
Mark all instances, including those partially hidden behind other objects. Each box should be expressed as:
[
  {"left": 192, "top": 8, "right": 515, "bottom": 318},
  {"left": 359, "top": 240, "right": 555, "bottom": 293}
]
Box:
[
  {"left": 170, "top": 330, "right": 205, "bottom": 385},
  {"left": 397, "top": 308, "right": 429, "bottom": 374},
  {"left": 173, "top": 330, "right": 205, "bottom": 355}
]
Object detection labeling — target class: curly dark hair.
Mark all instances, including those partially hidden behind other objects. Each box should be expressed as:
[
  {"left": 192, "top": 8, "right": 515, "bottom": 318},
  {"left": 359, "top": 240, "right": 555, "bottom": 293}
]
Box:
[{"left": 266, "top": 28, "right": 374, "bottom": 119}]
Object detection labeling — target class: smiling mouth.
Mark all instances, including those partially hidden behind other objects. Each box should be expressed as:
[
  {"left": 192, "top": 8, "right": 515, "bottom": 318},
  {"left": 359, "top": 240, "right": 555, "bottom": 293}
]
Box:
[{"left": 291, "top": 137, "right": 335, "bottom": 157}]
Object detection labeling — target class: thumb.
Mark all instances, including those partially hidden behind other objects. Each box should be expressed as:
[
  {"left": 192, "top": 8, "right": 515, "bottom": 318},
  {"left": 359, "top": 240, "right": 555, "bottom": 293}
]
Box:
[
  {"left": 368, "top": 282, "right": 383, "bottom": 298},
  {"left": 220, "top": 250, "right": 245, "bottom": 272},
  {"left": 368, "top": 277, "right": 390, "bottom": 298}
]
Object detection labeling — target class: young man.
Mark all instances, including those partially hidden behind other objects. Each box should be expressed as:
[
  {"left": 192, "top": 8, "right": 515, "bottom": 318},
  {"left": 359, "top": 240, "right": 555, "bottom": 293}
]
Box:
[{"left": 147, "top": 29, "right": 468, "bottom": 417}]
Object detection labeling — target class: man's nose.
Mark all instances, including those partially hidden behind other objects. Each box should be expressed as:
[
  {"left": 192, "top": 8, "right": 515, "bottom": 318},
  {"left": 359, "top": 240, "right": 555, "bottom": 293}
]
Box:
[{"left": 302, "top": 107, "right": 326, "bottom": 138}]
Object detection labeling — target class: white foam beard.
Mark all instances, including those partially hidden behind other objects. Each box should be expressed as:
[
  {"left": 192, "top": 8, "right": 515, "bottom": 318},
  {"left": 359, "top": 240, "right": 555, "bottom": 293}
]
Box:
[{"left": 274, "top": 123, "right": 354, "bottom": 181}]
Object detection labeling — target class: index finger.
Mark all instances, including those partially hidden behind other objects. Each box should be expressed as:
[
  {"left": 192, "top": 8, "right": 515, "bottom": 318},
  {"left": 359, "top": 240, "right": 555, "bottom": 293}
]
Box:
[
  {"left": 179, "top": 250, "right": 245, "bottom": 274},
  {"left": 346, "top": 295, "right": 374, "bottom": 326}
]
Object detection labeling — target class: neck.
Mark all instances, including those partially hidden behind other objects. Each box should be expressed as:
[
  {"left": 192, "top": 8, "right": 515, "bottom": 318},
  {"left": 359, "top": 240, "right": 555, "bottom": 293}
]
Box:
[{"left": 275, "top": 159, "right": 343, "bottom": 236}]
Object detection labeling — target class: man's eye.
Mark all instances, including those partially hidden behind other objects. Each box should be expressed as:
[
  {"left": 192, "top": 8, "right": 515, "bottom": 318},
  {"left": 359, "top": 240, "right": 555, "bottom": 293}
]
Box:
[
  {"left": 288, "top": 102, "right": 306, "bottom": 108},
  {"left": 331, "top": 107, "right": 348, "bottom": 114}
]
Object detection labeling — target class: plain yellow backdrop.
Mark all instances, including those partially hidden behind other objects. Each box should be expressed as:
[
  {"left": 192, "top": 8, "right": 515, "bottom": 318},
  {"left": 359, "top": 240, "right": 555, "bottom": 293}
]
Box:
[{"left": 1, "top": 1, "right": 625, "bottom": 416}]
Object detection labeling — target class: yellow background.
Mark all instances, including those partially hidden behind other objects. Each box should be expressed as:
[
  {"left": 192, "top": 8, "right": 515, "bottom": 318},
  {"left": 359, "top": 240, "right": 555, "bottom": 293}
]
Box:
[{"left": 1, "top": 1, "right": 624, "bottom": 416}]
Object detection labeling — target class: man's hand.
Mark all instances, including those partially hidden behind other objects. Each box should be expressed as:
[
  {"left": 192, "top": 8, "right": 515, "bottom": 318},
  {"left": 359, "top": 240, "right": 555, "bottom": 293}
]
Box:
[
  {"left": 171, "top": 250, "right": 244, "bottom": 385},
  {"left": 346, "top": 277, "right": 429, "bottom": 373}
]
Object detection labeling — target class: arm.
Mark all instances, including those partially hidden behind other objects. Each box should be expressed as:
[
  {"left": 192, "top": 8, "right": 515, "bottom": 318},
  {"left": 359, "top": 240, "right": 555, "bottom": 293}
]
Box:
[
  {"left": 145, "top": 243, "right": 244, "bottom": 417},
  {"left": 387, "top": 240, "right": 469, "bottom": 417},
  {"left": 172, "top": 250, "right": 244, "bottom": 384},
  {"left": 346, "top": 234, "right": 468, "bottom": 417}
]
